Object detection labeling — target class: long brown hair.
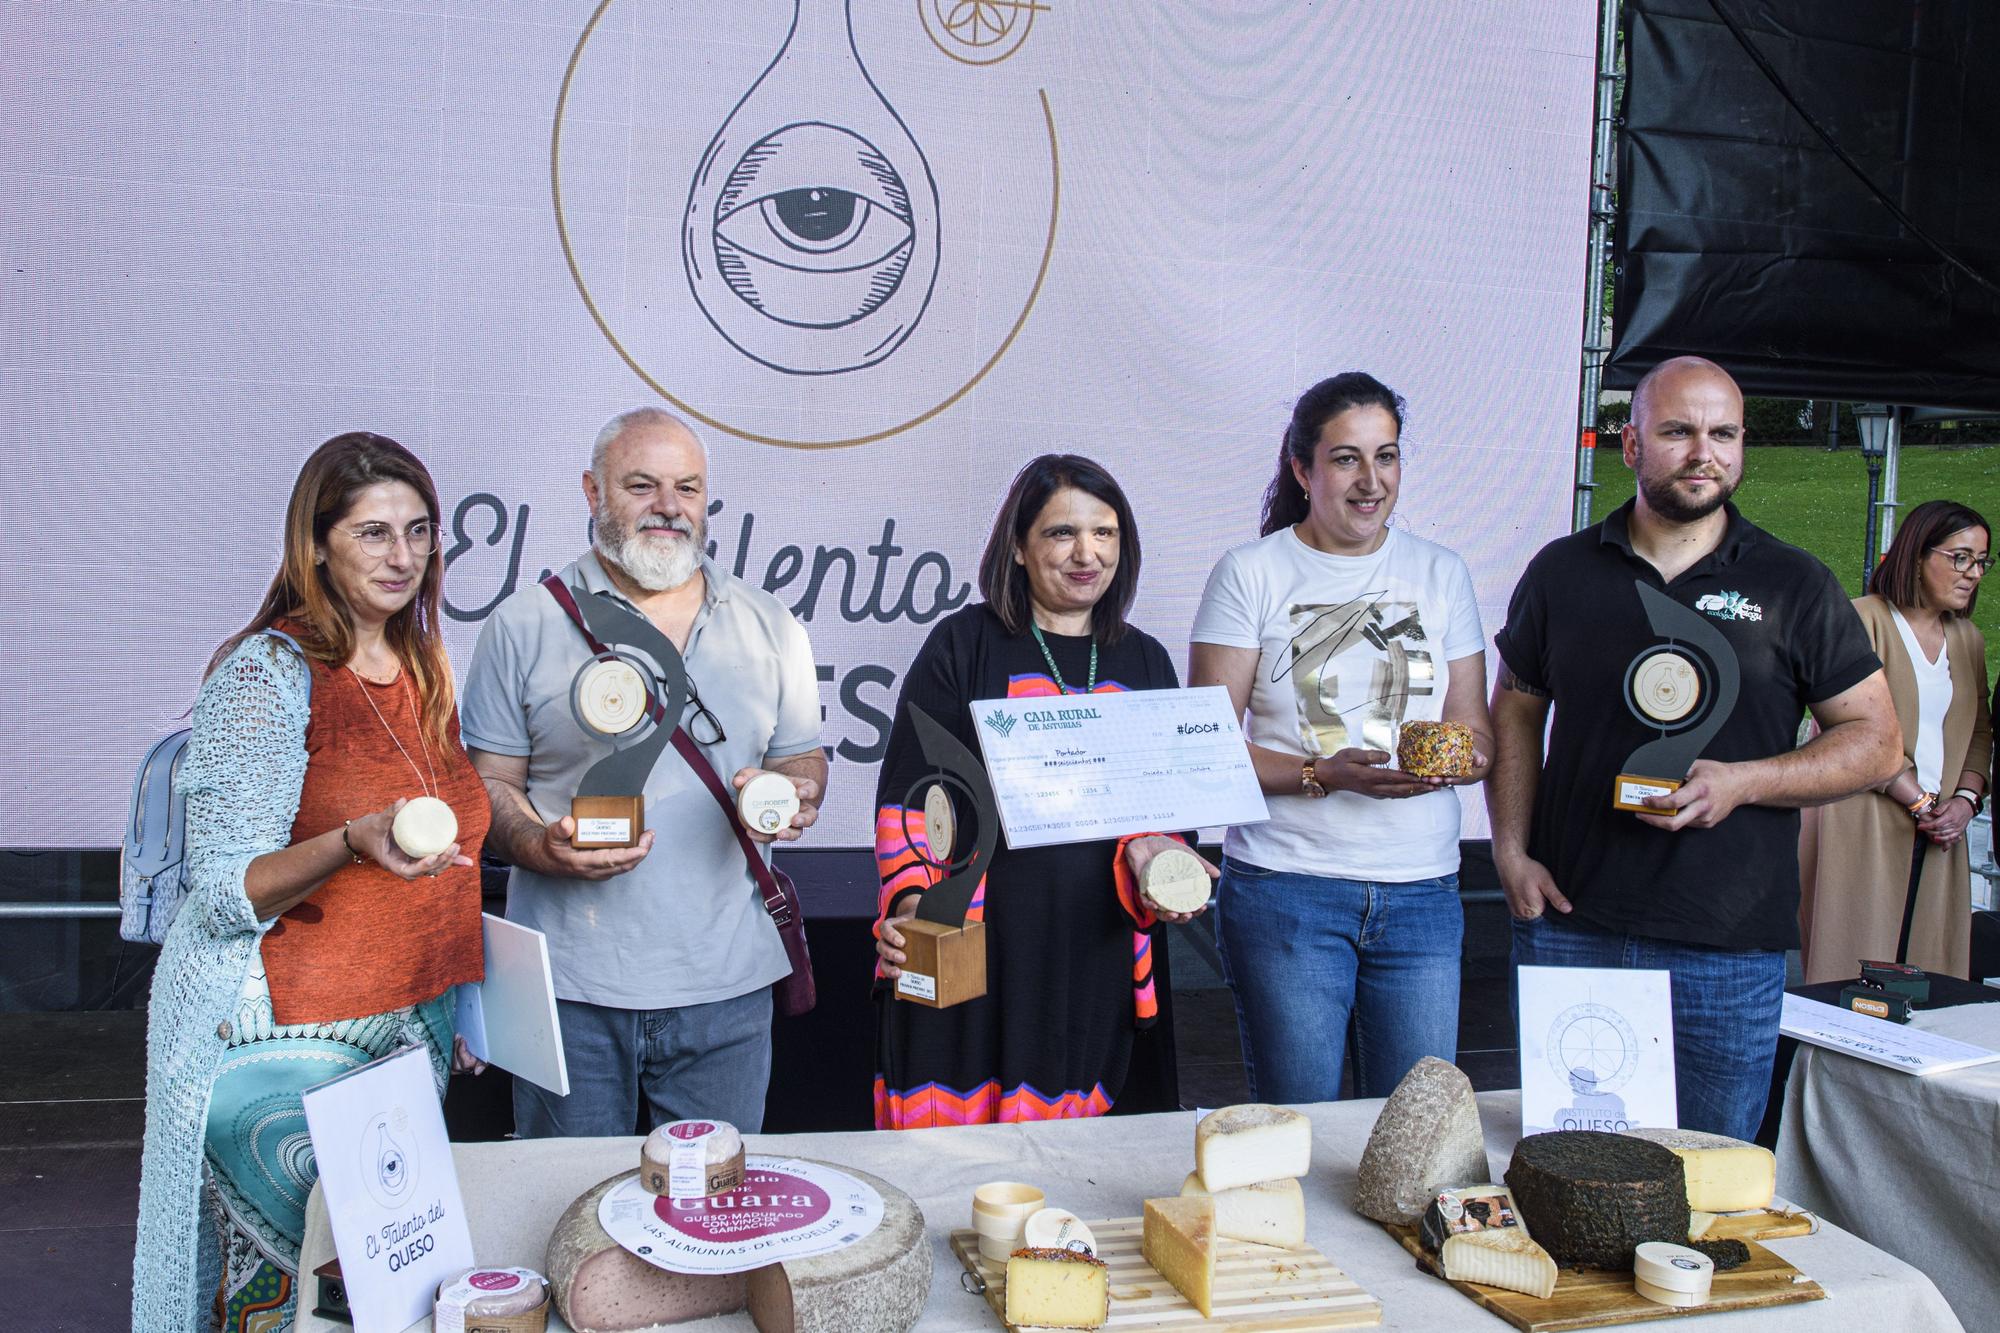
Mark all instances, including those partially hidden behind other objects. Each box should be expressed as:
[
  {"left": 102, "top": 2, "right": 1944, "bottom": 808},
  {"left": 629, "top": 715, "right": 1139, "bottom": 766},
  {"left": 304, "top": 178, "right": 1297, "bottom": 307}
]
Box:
[
  {"left": 977, "top": 454, "right": 1141, "bottom": 646},
  {"left": 1869, "top": 498, "right": 1989, "bottom": 619},
  {"left": 209, "top": 432, "right": 456, "bottom": 751}
]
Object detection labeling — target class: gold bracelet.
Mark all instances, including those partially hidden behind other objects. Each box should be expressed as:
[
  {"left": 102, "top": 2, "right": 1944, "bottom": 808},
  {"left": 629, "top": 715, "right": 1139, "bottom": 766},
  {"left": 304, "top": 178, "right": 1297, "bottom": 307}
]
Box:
[
  {"left": 1906, "top": 791, "right": 1937, "bottom": 818},
  {"left": 341, "top": 819, "right": 364, "bottom": 863}
]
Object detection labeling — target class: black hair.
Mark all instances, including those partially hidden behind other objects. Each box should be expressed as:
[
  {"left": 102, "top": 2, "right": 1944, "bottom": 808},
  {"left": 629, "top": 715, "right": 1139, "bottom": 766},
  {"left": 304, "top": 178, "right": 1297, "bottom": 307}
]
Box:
[
  {"left": 1259, "top": 372, "right": 1407, "bottom": 536},
  {"left": 1870, "top": 498, "right": 1990, "bottom": 618},
  {"left": 978, "top": 454, "right": 1141, "bottom": 645}
]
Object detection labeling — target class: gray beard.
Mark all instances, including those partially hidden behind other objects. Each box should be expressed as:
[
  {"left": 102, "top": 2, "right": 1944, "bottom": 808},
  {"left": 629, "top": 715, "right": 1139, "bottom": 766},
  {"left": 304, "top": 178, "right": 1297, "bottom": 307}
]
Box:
[{"left": 595, "top": 512, "right": 703, "bottom": 591}]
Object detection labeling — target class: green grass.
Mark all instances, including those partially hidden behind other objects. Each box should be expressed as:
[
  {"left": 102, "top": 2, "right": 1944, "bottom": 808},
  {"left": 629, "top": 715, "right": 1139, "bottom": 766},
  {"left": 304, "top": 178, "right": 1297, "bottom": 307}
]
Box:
[{"left": 1583, "top": 444, "right": 1999, "bottom": 686}]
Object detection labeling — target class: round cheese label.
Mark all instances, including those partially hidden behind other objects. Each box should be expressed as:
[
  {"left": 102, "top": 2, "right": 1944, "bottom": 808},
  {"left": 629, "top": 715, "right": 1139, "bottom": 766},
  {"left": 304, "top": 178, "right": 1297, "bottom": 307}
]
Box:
[{"left": 598, "top": 1156, "right": 886, "bottom": 1275}]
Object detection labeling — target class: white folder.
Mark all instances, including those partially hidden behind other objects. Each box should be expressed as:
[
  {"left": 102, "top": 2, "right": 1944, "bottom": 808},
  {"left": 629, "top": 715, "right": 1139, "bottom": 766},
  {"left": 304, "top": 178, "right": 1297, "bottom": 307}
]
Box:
[{"left": 455, "top": 913, "right": 570, "bottom": 1095}]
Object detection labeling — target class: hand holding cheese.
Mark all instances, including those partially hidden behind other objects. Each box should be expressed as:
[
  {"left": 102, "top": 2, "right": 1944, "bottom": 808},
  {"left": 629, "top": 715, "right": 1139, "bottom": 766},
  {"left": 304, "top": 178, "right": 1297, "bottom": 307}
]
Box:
[
  {"left": 341, "top": 799, "right": 469, "bottom": 880},
  {"left": 392, "top": 795, "right": 458, "bottom": 858}
]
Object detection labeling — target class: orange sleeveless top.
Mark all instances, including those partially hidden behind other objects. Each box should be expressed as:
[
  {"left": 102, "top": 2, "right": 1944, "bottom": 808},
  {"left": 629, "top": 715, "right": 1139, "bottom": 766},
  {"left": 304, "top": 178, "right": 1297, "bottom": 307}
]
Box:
[{"left": 261, "top": 652, "right": 490, "bottom": 1025}]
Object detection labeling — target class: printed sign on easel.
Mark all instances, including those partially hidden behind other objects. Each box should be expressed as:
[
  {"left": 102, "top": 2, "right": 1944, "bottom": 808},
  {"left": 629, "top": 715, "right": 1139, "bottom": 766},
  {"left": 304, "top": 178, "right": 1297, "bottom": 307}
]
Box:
[
  {"left": 300, "top": 1044, "right": 474, "bottom": 1332},
  {"left": 1518, "top": 965, "right": 1677, "bottom": 1135}
]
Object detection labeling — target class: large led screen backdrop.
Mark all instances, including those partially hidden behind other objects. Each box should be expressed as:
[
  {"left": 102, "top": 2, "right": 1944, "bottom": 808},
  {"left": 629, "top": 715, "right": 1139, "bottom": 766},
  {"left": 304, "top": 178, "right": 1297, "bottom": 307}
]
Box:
[{"left": 2, "top": 1, "right": 1596, "bottom": 847}]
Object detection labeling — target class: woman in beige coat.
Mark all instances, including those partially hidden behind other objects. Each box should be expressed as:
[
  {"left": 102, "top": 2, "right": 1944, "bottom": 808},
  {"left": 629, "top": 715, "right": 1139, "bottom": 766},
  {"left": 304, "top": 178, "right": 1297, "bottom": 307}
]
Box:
[{"left": 1800, "top": 500, "right": 1992, "bottom": 983}]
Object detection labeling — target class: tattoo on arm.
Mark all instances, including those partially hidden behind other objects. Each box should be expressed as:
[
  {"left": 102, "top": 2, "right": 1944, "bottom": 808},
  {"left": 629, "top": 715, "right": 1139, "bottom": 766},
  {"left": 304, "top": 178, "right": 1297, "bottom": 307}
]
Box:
[{"left": 1499, "top": 668, "right": 1550, "bottom": 699}]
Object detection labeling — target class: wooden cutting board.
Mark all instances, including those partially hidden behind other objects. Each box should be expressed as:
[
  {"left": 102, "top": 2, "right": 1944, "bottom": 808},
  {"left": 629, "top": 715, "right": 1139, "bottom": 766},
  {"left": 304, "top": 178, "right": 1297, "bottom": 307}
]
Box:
[
  {"left": 1383, "top": 1223, "right": 1825, "bottom": 1331},
  {"left": 950, "top": 1216, "right": 1382, "bottom": 1331}
]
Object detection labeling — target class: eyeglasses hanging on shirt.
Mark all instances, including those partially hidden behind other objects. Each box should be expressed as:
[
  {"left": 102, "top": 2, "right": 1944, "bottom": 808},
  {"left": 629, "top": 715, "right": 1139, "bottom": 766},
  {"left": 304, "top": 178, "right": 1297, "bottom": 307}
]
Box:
[{"left": 682, "top": 677, "right": 727, "bottom": 746}]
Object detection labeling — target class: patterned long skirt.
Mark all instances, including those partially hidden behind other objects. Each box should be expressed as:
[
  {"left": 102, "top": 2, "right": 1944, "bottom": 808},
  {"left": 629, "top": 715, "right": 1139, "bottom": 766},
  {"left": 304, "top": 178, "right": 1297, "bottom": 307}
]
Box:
[{"left": 202, "top": 957, "right": 452, "bottom": 1332}]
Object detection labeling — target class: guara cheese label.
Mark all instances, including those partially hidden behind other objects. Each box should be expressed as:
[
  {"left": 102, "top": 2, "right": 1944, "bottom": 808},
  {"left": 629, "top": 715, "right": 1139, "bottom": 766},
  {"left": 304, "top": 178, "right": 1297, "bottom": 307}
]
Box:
[{"left": 599, "top": 1157, "right": 886, "bottom": 1275}]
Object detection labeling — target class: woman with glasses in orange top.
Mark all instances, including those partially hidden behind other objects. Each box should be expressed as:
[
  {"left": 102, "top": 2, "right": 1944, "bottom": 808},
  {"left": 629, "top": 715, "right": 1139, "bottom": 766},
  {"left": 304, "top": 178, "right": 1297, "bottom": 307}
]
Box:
[
  {"left": 133, "top": 432, "right": 490, "bottom": 1333},
  {"left": 1800, "top": 499, "right": 1992, "bottom": 983}
]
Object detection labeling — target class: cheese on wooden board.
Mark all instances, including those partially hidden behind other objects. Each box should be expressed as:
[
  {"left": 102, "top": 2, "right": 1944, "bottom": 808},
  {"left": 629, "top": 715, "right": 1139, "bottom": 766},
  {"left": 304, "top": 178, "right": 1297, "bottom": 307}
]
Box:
[
  {"left": 1618, "top": 1127, "right": 1776, "bottom": 1212},
  {"left": 1178, "top": 1172, "right": 1305, "bottom": 1249},
  {"left": 1141, "top": 1195, "right": 1217, "bottom": 1317},
  {"left": 1192, "top": 1104, "right": 1311, "bottom": 1192},
  {"left": 546, "top": 1166, "right": 928, "bottom": 1333},
  {"left": 1353, "top": 1056, "right": 1491, "bottom": 1225},
  {"left": 1440, "top": 1228, "right": 1558, "bottom": 1299},
  {"left": 1003, "top": 1247, "right": 1110, "bottom": 1329}
]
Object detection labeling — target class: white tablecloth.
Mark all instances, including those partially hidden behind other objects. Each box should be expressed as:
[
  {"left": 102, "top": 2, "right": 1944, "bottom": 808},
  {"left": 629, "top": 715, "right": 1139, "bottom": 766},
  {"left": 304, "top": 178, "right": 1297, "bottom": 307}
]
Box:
[
  {"left": 301, "top": 1091, "right": 1962, "bottom": 1332},
  {"left": 1778, "top": 1002, "right": 2000, "bottom": 1333}
]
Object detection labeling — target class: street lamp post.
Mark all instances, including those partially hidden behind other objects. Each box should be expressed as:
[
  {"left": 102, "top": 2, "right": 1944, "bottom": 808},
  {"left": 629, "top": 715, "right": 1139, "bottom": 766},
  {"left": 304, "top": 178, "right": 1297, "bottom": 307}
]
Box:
[{"left": 1852, "top": 402, "right": 1900, "bottom": 586}]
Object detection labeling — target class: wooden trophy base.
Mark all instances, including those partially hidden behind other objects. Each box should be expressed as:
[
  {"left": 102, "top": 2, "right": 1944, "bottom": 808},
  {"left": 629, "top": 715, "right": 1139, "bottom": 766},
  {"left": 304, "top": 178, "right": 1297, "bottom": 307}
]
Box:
[
  {"left": 894, "top": 918, "right": 987, "bottom": 1009},
  {"left": 1612, "top": 773, "right": 1682, "bottom": 813},
  {"left": 572, "top": 795, "right": 644, "bottom": 849}
]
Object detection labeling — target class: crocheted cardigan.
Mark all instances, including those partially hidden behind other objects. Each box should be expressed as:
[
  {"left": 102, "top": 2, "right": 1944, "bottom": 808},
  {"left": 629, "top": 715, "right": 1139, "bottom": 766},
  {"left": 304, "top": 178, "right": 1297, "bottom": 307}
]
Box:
[{"left": 132, "top": 634, "right": 311, "bottom": 1333}]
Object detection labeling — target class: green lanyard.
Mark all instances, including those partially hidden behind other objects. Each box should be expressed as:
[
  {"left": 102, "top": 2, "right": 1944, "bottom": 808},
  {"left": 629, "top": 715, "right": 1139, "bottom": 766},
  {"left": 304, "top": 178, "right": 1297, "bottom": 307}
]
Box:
[{"left": 1030, "top": 623, "right": 1097, "bottom": 694}]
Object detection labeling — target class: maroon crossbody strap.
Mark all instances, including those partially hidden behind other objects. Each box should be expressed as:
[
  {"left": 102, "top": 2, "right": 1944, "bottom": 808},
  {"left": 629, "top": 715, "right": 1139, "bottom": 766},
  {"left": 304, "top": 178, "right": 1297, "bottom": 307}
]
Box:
[{"left": 540, "top": 575, "right": 793, "bottom": 927}]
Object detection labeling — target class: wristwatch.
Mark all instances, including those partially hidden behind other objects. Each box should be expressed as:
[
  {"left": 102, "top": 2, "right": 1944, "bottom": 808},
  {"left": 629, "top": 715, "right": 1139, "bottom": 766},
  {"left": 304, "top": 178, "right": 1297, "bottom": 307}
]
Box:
[
  {"left": 1951, "top": 787, "right": 1986, "bottom": 817},
  {"left": 1301, "top": 759, "right": 1328, "bottom": 799}
]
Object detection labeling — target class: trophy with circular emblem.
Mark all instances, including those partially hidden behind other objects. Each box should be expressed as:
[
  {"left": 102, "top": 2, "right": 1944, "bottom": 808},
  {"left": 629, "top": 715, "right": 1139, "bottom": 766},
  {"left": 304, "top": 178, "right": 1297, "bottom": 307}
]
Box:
[
  {"left": 1612, "top": 582, "right": 1741, "bottom": 812},
  {"left": 893, "top": 708, "right": 1000, "bottom": 1009},
  {"left": 561, "top": 592, "right": 690, "bottom": 849}
]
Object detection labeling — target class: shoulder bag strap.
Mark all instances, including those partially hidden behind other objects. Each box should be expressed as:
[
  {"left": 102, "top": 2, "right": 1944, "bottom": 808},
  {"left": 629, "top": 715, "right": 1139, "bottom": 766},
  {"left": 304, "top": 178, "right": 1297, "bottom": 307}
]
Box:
[{"left": 540, "top": 575, "right": 794, "bottom": 927}]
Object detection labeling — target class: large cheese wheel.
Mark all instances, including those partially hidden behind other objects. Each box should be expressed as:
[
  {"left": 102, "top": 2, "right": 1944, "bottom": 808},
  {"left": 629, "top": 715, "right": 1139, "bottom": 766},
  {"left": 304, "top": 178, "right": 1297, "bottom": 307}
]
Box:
[{"left": 546, "top": 1164, "right": 929, "bottom": 1333}]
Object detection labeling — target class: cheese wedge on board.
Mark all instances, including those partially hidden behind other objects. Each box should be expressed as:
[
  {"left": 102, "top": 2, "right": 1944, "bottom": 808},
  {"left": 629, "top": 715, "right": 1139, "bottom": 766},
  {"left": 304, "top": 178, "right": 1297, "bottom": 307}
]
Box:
[
  {"left": 1178, "top": 1172, "right": 1305, "bottom": 1249},
  {"left": 1004, "top": 1247, "right": 1110, "bottom": 1329},
  {"left": 1141, "top": 1195, "right": 1217, "bottom": 1317},
  {"left": 1193, "top": 1104, "right": 1310, "bottom": 1191},
  {"left": 1620, "top": 1127, "right": 1776, "bottom": 1213},
  {"left": 1440, "top": 1226, "right": 1558, "bottom": 1299}
]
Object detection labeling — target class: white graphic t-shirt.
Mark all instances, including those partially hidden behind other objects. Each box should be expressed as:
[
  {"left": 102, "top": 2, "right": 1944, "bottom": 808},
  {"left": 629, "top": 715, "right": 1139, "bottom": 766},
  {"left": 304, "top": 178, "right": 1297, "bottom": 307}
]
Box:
[{"left": 1191, "top": 526, "right": 1485, "bottom": 881}]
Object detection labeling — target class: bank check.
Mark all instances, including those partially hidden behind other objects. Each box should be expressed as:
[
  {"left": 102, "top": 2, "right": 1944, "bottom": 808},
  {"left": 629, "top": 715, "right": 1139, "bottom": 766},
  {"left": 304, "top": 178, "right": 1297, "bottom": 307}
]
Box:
[{"left": 968, "top": 685, "right": 1268, "bottom": 849}]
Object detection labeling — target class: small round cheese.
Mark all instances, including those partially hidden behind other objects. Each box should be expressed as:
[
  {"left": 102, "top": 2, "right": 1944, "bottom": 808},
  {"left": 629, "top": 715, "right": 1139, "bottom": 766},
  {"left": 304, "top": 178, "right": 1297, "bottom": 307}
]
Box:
[
  {"left": 737, "top": 772, "right": 802, "bottom": 835},
  {"left": 1141, "top": 847, "right": 1212, "bottom": 913},
  {"left": 392, "top": 796, "right": 458, "bottom": 858},
  {"left": 435, "top": 1266, "right": 549, "bottom": 1326},
  {"left": 1022, "top": 1206, "right": 1098, "bottom": 1255},
  {"left": 1633, "top": 1241, "right": 1714, "bottom": 1307},
  {"left": 642, "top": 1120, "right": 746, "bottom": 1198}
]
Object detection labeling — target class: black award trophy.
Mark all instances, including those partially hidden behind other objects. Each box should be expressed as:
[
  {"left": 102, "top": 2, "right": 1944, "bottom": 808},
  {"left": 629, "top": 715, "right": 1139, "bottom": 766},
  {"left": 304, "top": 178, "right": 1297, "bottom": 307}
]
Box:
[
  {"left": 1612, "top": 581, "right": 1741, "bottom": 812},
  {"left": 563, "top": 590, "right": 691, "bottom": 849},
  {"left": 893, "top": 708, "right": 999, "bottom": 1009}
]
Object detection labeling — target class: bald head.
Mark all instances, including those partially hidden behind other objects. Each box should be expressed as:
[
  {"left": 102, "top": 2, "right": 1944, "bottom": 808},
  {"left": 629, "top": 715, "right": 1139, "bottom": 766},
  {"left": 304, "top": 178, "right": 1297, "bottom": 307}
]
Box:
[
  {"left": 592, "top": 405, "right": 703, "bottom": 479},
  {"left": 1629, "top": 356, "right": 1741, "bottom": 433}
]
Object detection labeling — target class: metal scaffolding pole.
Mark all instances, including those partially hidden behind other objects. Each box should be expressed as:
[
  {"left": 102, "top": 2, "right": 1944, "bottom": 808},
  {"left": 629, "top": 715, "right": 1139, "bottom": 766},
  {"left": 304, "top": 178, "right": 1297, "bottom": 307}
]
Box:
[{"left": 1573, "top": 0, "right": 1622, "bottom": 532}]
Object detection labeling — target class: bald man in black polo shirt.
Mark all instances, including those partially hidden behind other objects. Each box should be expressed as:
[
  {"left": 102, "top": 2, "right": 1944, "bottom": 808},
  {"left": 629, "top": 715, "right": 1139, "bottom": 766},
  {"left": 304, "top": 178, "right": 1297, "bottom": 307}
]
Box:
[{"left": 1489, "top": 357, "right": 1901, "bottom": 1139}]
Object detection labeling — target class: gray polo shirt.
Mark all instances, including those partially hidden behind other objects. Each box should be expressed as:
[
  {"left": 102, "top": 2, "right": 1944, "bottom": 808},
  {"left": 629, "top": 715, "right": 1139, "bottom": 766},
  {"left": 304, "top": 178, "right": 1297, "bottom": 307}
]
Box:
[{"left": 460, "top": 551, "right": 822, "bottom": 1009}]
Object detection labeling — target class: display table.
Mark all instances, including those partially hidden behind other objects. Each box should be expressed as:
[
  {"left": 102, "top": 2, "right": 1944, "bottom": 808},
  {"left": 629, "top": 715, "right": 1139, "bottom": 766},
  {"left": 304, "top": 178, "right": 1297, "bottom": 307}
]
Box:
[
  {"left": 300, "top": 1091, "right": 1962, "bottom": 1332},
  {"left": 1778, "top": 1002, "right": 2000, "bottom": 1333}
]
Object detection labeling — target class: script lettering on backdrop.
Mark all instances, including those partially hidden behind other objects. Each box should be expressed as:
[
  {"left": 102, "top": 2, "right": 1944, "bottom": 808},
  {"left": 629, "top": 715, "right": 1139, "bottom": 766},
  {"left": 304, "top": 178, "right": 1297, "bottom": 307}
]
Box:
[{"left": 443, "top": 496, "right": 970, "bottom": 767}]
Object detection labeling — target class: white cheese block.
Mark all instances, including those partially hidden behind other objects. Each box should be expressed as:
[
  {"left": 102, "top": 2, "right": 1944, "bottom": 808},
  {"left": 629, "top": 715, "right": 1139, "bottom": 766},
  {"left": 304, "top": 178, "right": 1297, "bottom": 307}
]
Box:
[
  {"left": 1441, "top": 1227, "right": 1558, "bottom": 1299},
  {"left": 1140, "top": 848, "right": 1212, "bottom": 913},
  {"left": 737, "top": 772, "right": 802, "bottom": 836},
  {"left": 1193, "top": 1104, "right": 1311, "bottom": 1192},
  {"left": 1178, "top": 1172, "right": 1305, "bottom": 1249},
  {"left": 547, "top": 1166, "right": 928, "bottom": 1333},
  {"left": 392, "top": 796, "right": 458, "bottom": 858},
  {"left": 1620, "top": 1128, "right": 1776, "bottom": 1213}
]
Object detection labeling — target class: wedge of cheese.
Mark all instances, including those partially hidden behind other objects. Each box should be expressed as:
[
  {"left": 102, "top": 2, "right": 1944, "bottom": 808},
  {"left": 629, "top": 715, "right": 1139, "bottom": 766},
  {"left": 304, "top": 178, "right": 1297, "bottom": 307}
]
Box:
[
  {"left": 1441, "top": 1227, "right": 1558, "bottom": 1299},
  {"left": 1193, "top": 1104, "right": 1311, "bottom": 1192},
  {"left": 1141, "top": 1195, "right": 1217, "bottom": 1317},
  {"left": 1620, "top": 1128, "right": 1776, "bottom": 1213},
  {"left": 1003, "top": 1247, "right": 1109, "bottom": 1329},
  {"left": 1179, "top": 1172, "right": 1305, "bottom": 1249}
]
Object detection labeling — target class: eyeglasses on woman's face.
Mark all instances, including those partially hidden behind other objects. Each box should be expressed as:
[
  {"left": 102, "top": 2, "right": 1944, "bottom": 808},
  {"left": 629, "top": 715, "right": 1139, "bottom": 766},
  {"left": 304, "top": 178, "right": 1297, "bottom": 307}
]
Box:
[
  {"left": 333, "top": 520, "right": 439, "bottom": 559},
  {"left": 1928, "top": 546, "right": 1994, "bottom": 576}
]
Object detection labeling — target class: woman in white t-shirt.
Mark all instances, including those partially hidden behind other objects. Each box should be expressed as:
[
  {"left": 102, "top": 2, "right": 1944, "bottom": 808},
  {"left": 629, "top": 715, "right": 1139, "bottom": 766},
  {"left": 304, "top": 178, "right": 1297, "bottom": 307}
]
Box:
[{"left": 1189, "top": 373, "right": 1492, "bottom": 1101}]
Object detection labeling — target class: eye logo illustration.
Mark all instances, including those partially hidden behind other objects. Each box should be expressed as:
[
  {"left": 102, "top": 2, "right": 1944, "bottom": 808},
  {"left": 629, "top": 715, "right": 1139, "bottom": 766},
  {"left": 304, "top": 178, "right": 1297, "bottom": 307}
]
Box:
[
  {"left": 361, "top": 1110, "right": 419, "bottom": 1209},
  {"left": 684, "top": 0, "right": 941, "bottom": 375}
]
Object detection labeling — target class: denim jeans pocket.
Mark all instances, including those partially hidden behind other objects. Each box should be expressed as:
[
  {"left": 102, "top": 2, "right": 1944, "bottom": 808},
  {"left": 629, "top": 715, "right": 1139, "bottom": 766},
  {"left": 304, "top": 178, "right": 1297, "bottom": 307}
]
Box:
[{"left": 1220, "top": 856, "right": 1286, "bottom": 880}]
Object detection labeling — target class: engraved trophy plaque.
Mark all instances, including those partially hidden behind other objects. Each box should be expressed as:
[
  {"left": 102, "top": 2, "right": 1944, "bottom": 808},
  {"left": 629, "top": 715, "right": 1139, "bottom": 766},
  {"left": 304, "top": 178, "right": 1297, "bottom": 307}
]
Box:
[
  {"left": 894, "top": 707, "right": 999, "bottom": 1009},
  {"left": 564, "top": 588, "right": 690, "bottom": 849},
  {"left": 1612, "top": 582, "right": 1741, "bottom": 812}
]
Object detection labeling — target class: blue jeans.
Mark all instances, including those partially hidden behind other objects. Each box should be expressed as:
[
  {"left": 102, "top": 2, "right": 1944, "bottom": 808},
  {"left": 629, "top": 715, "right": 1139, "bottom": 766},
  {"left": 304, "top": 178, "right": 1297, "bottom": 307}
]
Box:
[
  {"left": 1213, "top": 858, "right": 1463, "bottom": 1102},
  {"left": 514, "top": 987, "right": 772, "bottom": 1137},
  {"left": 1509, "top": 912, "right": 1785, "bottom": 1141}
]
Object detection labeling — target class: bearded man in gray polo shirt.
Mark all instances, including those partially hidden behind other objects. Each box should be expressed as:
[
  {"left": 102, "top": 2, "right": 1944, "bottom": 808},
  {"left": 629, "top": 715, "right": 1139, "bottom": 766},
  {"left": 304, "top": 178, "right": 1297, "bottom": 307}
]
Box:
[{"left": 462, "top": 406, "right": 826, "bottom": 1137}]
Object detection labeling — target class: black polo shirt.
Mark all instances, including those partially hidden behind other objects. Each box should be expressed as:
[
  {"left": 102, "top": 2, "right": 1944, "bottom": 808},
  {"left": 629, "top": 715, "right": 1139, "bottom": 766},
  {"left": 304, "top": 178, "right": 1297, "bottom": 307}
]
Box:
[{"left": 1494, "top": 501, "right": 1880, "bottom": 951}]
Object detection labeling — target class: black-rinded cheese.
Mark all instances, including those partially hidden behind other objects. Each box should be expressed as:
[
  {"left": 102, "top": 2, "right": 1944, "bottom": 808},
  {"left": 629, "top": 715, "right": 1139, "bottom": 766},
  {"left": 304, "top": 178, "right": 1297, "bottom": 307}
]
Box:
[{"left": 1503, "top": 1132, "right": 1689, "bottom": 1270}]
